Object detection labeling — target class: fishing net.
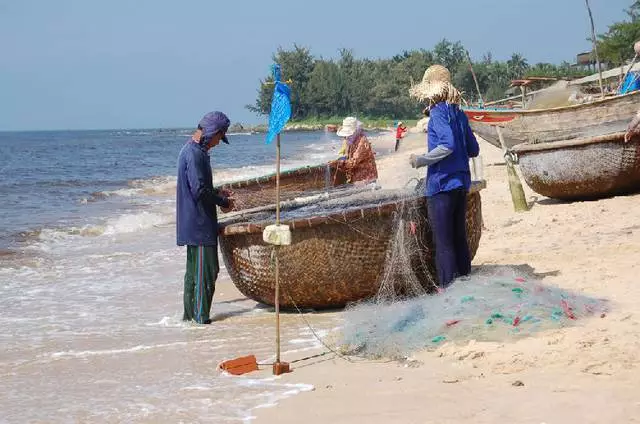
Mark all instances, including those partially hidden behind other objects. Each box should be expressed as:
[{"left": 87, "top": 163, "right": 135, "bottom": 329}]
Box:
[
  {"left": 323, "top": 179, "right": 610, "bottom": 360},
  {"left": 526, "top": 81, "right": 589, "bottom": 109},
  {"left": 339, "top": 265, "right": 609, "bottom": 360}
]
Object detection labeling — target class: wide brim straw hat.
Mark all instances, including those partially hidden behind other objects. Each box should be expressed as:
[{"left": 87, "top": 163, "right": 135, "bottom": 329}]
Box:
[
  {"left": 409, "top": 64, "right": 462, "bottom": 104},
  {"left": 337, "top": 116, "right": 360, "bottom": 137}
]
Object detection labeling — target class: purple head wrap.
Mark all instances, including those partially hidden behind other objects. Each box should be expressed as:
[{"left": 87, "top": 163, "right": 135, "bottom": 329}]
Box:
[
  {"left": 198, "top": 111, "right": 230, "bottom": 144},
  {"left": 347, "top": 121, "right": 364, "bottom": 145}
]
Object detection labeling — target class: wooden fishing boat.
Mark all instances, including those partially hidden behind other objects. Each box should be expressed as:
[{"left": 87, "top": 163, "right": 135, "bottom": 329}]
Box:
[
  {"left": 463, "top": 90, "right": 640, "bottom": 149},
  {"left": 218, "top": 181, "right": 486, "bottom": 310},
  {"left": 512, "top": 132, "right": 640, "bottom": 200},
  {"left": 218, "top": 163, "right": 347, "bottom": 211}
]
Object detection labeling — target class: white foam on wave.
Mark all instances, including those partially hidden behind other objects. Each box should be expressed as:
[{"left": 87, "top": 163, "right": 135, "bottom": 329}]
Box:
[
  {"left": 241, "top": 381, "right": 315, "bottom": 422},
  {"left": 103, "top": 211, "right": 170, "bottom": 235},
  {"left": 22, "top": 208, "right": 174, "bottom": 255},
  {"left": 49, "top": 339, "right": 224, "bottom": 360},
  {"left": 97, "top": 176, "right": 178, "bottom": 199}
]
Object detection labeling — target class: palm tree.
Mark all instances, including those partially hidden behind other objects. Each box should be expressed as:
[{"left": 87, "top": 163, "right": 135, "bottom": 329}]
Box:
[{"left": 507, "top": 53, "right": 529, "bottom": 79}]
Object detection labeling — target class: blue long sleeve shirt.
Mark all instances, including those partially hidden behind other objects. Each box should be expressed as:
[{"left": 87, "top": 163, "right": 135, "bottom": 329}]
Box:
[
  {"left": 421, "top": 102, "right": 480, "bottom": 196},
  {"left": 176, "top": 140, "right": 229, "bottom": 246}
]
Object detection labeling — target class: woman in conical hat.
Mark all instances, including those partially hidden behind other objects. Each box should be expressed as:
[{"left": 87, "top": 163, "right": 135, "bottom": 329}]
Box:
[
  {"left": 331, "top": 117, "right": 378, "bottom": 184},
  {"left": 408, "top": 65, "right": 480, "bottom": 289}
]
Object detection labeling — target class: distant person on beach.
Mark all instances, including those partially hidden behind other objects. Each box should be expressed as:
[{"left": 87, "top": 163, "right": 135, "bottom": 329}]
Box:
[
  {"left": 176, "top": 111, "right": 234, "bottom": 324},
  {"left": 395, "top": 121, "right": 408, "bottom": 152},
  {"left": 408, "top": 65, "right": 480, "bottom": 289},
  {"left": 330, "top": 117, "right": 378, "bottom": 184}
]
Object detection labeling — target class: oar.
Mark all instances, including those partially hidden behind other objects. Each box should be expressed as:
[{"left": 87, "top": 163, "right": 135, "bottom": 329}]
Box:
[{"left": 496, "top": 127, "right": 529, "bottom": 212}]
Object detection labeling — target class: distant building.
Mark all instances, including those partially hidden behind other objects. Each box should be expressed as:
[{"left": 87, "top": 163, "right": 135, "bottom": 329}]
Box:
[{"left": 574, "top": 51, "right": 610, "bottom": 72}]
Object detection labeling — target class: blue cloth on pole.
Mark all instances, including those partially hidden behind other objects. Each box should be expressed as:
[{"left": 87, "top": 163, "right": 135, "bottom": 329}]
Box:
[
  {"left": 266, "top": 64, "right": 291, "bottom": 144},
  {"left": 620, "top": 71, "right": 640, "bottom": 94}
]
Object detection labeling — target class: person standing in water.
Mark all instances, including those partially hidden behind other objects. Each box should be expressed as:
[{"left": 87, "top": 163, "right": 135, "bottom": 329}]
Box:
[
  {"left": 176, "top": 111, "right": 234, "bottom": 324},
  {"left": 408, "top": 65, "right": 480, "bottom": 289}
]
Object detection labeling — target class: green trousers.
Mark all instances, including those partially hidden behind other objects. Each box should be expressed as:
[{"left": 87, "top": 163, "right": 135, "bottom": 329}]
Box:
[{"left": 183, "top": 245, "right": 219, "bottom": 324}]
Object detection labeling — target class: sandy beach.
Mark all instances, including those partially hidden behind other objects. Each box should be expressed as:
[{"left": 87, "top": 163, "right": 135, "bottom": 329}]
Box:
[{"left": 248, "top": 130, "right": 640, "bottom": 423}]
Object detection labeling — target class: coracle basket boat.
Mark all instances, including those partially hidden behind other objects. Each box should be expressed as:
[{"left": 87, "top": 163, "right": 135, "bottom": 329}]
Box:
[
  {"left": 512, "top": 132, "right": 640, "bottom": 200},
  {"left": 217, "top": 163, "right": 347, "bottom": 211},
  {"left": 218, "top": 180, "right": 486, "bottom": 310}
]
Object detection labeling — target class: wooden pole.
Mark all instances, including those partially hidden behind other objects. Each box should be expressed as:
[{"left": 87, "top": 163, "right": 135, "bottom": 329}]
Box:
[
  {"left": 585, "top": 0, "right": 605, "bottom": 99},
  {"left": 520, "top": 86, "right": 527, "bottom": 109},
  {"left": 274, "top": 133, "right": 281, "bottom": 364},
  {"left": 496, "top": 126, "right": 528, "bottom": 212},
  {"left": 466, "top": 50, "right": 485, "bottom": 107}
]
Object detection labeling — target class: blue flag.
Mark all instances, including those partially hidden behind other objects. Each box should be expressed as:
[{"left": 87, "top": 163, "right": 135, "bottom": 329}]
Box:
[{"left": 265, "top": 64, "right": 291, "bottom": 144}]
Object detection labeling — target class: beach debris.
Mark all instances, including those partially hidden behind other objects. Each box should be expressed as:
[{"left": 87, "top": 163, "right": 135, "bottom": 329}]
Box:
[
  {"left": 446, "top": 319, "right": 461, "bottom": 327},
  {"left": 217, "top": 355, "right": 259, "bottom": 376},
  {"left": 512, "top": 380, "right": 525, "bottom": 387}
]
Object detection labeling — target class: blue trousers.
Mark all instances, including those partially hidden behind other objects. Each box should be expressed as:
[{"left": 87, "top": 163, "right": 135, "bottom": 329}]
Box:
[{"left": 427, "top": 188, "right": 471, "bottom": 288}]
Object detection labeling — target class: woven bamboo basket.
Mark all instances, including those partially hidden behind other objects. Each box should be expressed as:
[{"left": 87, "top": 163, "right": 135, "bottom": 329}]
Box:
[
  {"left": 219, "top": 181, "right": 485, "bottom": 310},
  {"left": 513, "top": 132, "right": 640, "bottom": 200},
  {"left": 218, "top": 164, "right": 347, "bottom": 211}
]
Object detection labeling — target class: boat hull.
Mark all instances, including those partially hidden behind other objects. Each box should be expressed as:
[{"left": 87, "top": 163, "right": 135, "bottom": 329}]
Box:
[
  {"left": 219, "top": 184, "right": 484, "bottom": 310},
  {"left": 513, "top": 134, "right": 640, "bottom": 200},
  {"left": 464, "top": 90, "right": 640, "bottom": 149}
]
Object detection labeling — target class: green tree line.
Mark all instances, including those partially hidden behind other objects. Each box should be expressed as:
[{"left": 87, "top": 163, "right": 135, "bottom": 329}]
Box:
[{"left": 247, "top": 2, "right": 639, "bottom": 120}]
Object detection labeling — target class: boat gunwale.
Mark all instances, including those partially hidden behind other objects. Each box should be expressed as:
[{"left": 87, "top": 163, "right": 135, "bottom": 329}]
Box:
[
  {"left": 463, "top": 89, "right": 640, "bottom": 119},
  {"left": 220, "top": 180, "right": 487, "bottom": 236},
  {"left": 218, "top": 164, "right": 332, "bottom": 189},
  {"left": 512, "top": 132, "right": 637, "bottom": 153}
]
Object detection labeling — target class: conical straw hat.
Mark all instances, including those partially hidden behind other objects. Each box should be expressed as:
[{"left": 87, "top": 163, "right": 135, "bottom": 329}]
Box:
[{"left": 409, "top": 64, "right": 462, "bottom": 104}]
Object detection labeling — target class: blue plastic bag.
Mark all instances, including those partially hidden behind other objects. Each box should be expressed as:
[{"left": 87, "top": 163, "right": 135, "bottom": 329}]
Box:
[
  {"left": 620, "top": 71, "right": 640, "bottom": 94},
  {"left": 265, "top": 64, "right": 291, "bottom": 144}
]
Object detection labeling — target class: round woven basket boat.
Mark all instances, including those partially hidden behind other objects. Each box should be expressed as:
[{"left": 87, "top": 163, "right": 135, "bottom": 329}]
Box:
[
  {"left": 218, "top": 163, "right": 347, "bottom": 211},
  {"left": 513, "top": 132, "right": 640, "bottom": 200},
  {"left": 219, "top": 181, "right": 485, "bottom": 310}
]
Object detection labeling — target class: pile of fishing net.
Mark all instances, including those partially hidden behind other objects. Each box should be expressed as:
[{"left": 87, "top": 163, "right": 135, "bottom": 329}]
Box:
[
  {"left": 526, "top": 80, "right": 592, "bottom": 109},
  {"left": 338, "top": 270, "right": 608, "bottom": 359}
]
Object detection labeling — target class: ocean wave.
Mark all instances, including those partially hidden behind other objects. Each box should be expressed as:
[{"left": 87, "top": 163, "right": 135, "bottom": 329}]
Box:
[
  {"left": 103, "top": 211, "right": 171, "bottom": 235},
  {"left": 83, "top": 176, "right": 177, "bottom": 202},
  {"left": 16, "top": 210, "right": 173, "bottom": 251}
]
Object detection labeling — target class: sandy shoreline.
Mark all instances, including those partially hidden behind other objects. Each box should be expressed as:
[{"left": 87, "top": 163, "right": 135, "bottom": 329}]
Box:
[{"left": 218, "top": 130, "right": 640, "bottom": 423}]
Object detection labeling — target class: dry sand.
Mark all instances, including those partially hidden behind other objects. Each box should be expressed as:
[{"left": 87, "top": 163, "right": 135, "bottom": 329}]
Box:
[{"left": 242, "top": 130, "right": 640, "bottom": 423}]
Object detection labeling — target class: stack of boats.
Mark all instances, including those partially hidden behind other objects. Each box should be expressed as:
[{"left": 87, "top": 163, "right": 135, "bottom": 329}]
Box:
[{"left": 463, "top": 69, "right": 640, "bottom": 200}]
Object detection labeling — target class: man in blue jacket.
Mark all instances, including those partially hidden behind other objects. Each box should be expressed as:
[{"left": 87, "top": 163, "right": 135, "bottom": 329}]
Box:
[
  {"left": 177, "top": 111, "right": 234, "bottom": 324},
  {"left": 409, "top": 65, "right": 480, "bottom": 289}
]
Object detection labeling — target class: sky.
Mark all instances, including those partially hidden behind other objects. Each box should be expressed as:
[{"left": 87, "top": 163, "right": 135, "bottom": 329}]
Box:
[{"left": 0, "top": 0, "right": 634, "bottom": 131}]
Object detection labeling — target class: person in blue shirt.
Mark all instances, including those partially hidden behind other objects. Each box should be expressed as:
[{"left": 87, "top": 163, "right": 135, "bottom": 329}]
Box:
[
  {"left": 408, "top": 65, "right": 480, "bottom": 289},
  {"left": 176, "top": 111, "right": 234, "bottom": 324}
]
